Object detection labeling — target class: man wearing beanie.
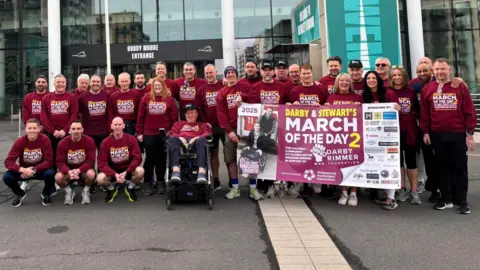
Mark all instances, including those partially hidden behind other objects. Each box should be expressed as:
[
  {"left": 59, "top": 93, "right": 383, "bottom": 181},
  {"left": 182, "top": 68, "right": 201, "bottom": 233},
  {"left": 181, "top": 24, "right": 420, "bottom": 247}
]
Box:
[
  {"left": 217, "top": 66, "right": 263, "bottom": 201},
  {"left": 22, "top": 75, "right": 48, "bottom": 127}
]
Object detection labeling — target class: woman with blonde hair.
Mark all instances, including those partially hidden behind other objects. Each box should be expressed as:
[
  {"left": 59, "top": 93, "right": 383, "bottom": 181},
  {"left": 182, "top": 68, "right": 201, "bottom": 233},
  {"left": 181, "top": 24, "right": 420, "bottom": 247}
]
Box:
[{"left": 136, "top": 77, "right": 178, "bottom": 195}]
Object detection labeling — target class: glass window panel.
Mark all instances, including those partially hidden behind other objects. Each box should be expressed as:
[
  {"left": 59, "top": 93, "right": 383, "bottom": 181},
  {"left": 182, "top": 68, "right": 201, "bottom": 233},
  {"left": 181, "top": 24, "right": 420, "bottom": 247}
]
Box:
[
  {"left": 22, "top": 0, "right": 48, "bottom": 48},
  {"left": 0, "top": 0, "right": 20, "bottom": 49},
  {"left": 234, "top": 0, "right": 272, "bottom": 38},
  {"left": 61, "top": 0, "right": 104, "bottom": 45},
  {"left": 271, "top": 0, "right": 296, "bottom": 37},
  {"left": 184, "top": 0, "right": 221, "bottom": 40},
  {"left": 142, "top": 0, "right": 185, "bottom": 41}
]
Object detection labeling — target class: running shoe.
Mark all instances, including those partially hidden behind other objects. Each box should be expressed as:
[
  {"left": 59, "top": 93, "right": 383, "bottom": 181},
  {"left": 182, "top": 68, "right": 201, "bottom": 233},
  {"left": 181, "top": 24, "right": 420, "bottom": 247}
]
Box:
[
  {"left": 64, "top": 187, "right": 75, "bottom": 205},
  {"left": 410, "top": 191, "right": 422, "bottom": 205},
  {"left": 417, "top": 181, "right": 425, "bottom": 194},
  {"left": 41, "top": 194, "right": 51, "bottom": 206},
  {"left": 249, "top": 188, "right": 263, "bottom": 201},
  {"left": 157, "top": 181, "right": 166, "bottom": 194},
  {"left": 396, "top": 189, "right": 409, "bottom": 202},
  {"left": 214, "top": 179, "right": 221, "bottom": 191},
  {"left": 170, "top": 171, "right": 181, "bottom": 182},
  {"left": 458, "top": 205, "right": 471, "bottom": 215},
  {"left": 429, "top": 190, "right": 441, "bottom": 204},
  {"left": 338, "top": 193, "right": 348, "bottom": 206},
  {"left": 104, "top": 188, "right": 118, "bottom": 203},
  {"left": 196, "top": 173, "right": 207, "bottom": 183},
  {"left": 312, "top": 184, "right": 322, "bottom": 195},
  {"left": 11, "top": 194, "right": 26, "bottom": 207},
  {"left": 81, "top": 189, "right": 91, "bottom": 204},
  {"left": 347, "top": 194, "right": 358, "bottom": 207},
  {"left": 434, "top": 200, "right": 453, "bottom": 210},
  {"left": 125, "top": 187, "right": 138, "bottom": 202},
  {"left": 288, "top": 183, "right": 302, "bottom": 198},
  {"left": 382, "top": 199, "right": 398, "bottom": 210},
  {"left": 225, "top": 187, "right": 240, "bottom": 199},
  {"left": 143, "top": 182, "right": 154, "bottom": 196},
  {"left": 266, "top": 186, "right": 275, "bottom": 199}
]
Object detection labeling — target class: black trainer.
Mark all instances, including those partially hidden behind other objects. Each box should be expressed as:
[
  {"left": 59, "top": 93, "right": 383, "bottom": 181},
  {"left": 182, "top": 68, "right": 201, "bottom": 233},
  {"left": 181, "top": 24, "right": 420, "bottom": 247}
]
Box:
[
  {"left": 104, "top": 188, "right": 118, "bottom": 203},
  {"left": 125, "top": 187, "right": 138, "bottom": 202},
  {"left": 434, "top": 200, "right": 453, "bottom": 210},
  {"left": 11, "top": 194, "right": 27, "bottom": 207},
  {"left": 143, "top": 182, "right": 154, "bottom": 196},
  {"left": 429, "top": 190, "right": 441, "bottom": 204},
  {"left": 458, "top": 205, "right": 471, "bottom": 215},
  {"left": 157, "top": 181, "right": 166, "bottom": 194},
  {"left": 41, "top": 194, "right": 51, "bottom": 206},
  {"left": 214, "top": 179, "right": 221, "bottom": 191}
]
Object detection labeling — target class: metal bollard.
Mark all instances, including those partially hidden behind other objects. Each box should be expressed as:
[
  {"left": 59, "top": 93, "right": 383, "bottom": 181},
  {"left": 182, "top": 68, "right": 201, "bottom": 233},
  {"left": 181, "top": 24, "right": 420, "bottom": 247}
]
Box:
[{"left": 18, "top": 110, "right": 21, "bottom": 137}]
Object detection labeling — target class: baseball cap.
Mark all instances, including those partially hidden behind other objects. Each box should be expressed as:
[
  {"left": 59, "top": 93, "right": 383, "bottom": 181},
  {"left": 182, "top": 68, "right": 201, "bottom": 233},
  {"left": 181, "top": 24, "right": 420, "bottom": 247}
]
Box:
[
  {"left": 348, "top": 60, "right": 363, "bottom": 68},
  {"left": 275, "top": 61, "right": 287, "bottom": 68},
  {"left": 184, "top": 103, "right": 198, "bottom": 113},
  {"left": 261, "top": 62, "right": 274, "bottom": 70}
]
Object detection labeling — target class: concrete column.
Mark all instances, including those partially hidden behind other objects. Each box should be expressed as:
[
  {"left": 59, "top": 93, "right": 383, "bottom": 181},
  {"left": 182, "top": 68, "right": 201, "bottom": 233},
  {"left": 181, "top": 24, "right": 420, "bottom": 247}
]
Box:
[
  {"left": 104, "top": 0, "right": 112, "bottom": 74},
  {"left": 0, "top": 33, "right": 5, "bottom": 113},
  {"left": 221, "top": 0, "right": 235, "bottom": 69},
  {"left": 406, "top": 0, "right": 425, "bottom": 78},
  {"left": 48, "top": 0, "right": 62, "bottom": 91}
]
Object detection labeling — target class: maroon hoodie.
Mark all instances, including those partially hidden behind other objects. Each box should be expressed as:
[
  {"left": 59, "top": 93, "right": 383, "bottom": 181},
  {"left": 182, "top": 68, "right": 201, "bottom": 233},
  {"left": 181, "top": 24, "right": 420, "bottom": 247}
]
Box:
[
  {"left": 98, "top": 133, "right": 142, "bottom": 176},
  {"left": 289, "top": 84, "right": 328, "bottom": 105},
  {"left": 420, "top": 81, "right": 476, "bottom": 134},
  {"left": 174, "top": 77, "right": 207, "bottom": 110},
  {"left": 239, "top": 76, "right": 262, "bottom": 87},
  {"left": 352, "top": 79, "right": 364, "bottom": 96},
  {"left": 40, "top": 92, "right": 79, "bottom": 134},
  {"left": 22, "top": 91, "right": 48, "bottom": 125},
  {"left": 78, "top": 90, "right": 110, "bottom": 136},
  {"left": 195, "top": 81, "right": 224, "bottom": 125},
  {"left": 56, "top": 134, "right": 96, "bottom": 173},
  {"left": 145, "top": 78, "right": 179, "bottom": 97},
  {"left": 390, "top": 87, "right": 419, "bottom": 146},
  {"left": 73, "top": 88, "right": 88, "bottom": 98},
  {"left": 169, "top": 121, "right": 212, "bottom": 138},
  {"left": 216, "top": 83, "right": 250, "bottom": 133},
  {"left": 108, "top": 89, "right": 139, "bottom": 123},
  {"left": 283, "top": 80, "right": 301, "bottom": 97},
  {"left": 136, "top": 95, "right": 178, "bottom": 135},
  {"left": 242, "top": 80, "right": 287, "bottom": 104},
  {"left": 101, "top": 85, "right": 120, "bottom": 95},
  {"left": 319, "top": 75, "right": 337, "bottom": 95},
  {"left": 5, "top": 134, "right": 53, "bottom": 172},
  {"left": 326, "top": 92, "right": 362, "bottom": 105}
]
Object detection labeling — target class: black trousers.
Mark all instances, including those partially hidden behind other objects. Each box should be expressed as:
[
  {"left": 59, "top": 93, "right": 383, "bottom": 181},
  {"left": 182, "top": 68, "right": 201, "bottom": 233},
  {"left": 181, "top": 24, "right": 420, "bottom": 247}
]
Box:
[
  {"left": 144, "top": 135, "right": 167, "bottom": 183},
  {"left": 430, "top": 132, "right": 469, "bottom": 206},
  {"left": 167, "top": 137, "right": 208, "bottom": 169},
  {"left": 90, "top": 134, "right": 108, "bottom": 150},
  {"left": 422, "top": 140, "right": 438, "bottom": 191},
  {"left": 3, "top": 169, "right": 56, "bottom": 196},
  {"left": 124, "top": 120, "right": 144, "bottom": 153},
  {"left": 47, "top": 133, "right": 62, "bottom": 168}
]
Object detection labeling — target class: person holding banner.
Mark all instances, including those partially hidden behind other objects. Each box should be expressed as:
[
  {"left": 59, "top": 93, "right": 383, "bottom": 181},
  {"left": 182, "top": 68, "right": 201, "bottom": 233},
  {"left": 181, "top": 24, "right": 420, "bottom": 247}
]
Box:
[
  {"left": 236, "top": 61, "right": 286, "bottom": 198},
  {"left": 284, "top": 64, "right": 301, "bottom": 95},
  {"left": 217, "top": 66, "right": 263, "bottom": 201},
  {"left": 421, "top": 58, "right": 476, "bottom": 215},
  {"left": 389, "top": 66, "right": 422, "bottom": 205},
  {"left": 362, "top": 70, "right": 400, "bottom": 210},
  {"left": 324, "top": 73, "right": 362, "bottom": 206},
  {"left": 289, "top": 64, "right": 328, "bottom": 106}
]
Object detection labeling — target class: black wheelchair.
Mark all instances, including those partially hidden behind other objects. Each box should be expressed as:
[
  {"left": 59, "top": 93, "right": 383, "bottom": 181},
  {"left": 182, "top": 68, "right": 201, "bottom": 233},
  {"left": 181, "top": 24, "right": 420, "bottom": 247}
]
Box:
[{"left": 161, "top": 128, "right": 215, "bottom": 210}]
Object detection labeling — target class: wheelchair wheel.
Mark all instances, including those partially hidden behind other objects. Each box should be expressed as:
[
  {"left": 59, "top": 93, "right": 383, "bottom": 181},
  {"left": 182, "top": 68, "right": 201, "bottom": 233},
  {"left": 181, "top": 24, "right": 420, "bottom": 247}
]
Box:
[
  {"left": 208, "top": 198, "right": 214, "bottom": 210},
  {"left": 166, "top": 198, "right": 172, "bottom": 210}
]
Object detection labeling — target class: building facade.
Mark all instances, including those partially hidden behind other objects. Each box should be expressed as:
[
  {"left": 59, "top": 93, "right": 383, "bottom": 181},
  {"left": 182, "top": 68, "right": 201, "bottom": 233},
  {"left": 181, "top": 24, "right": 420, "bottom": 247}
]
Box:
[{"left": 0, "top": 0, "right": 479, "bottom": 108}]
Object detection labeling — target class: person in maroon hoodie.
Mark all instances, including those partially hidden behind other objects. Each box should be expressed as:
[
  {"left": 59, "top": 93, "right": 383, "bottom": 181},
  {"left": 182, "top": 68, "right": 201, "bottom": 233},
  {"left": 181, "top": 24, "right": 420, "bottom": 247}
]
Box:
[
  {"left": 389, "top": 66, "right": 421, "bottom": 205},
  {"left": 137, "top": 78, "right": 178, "bottom": 195},
  {"left": 173, "top": 62, "right": 207, "bottom": 113},
  {"left": 55, "top": 120, "right": 96, "bottom": 205},
  {"left": 274, "top": 61, "right": 289, "bottom": 83},
  {"left": 283, "top": 64, "right": 301, "bottom": 96},
  {"left": 73, "top": 74, "right": 90, "bottom": 98},
  {"left": 167, "top": 104, "right": 211, "bottom": 183},
  {"left": 145, "top": 61, "right": 179, "bottom": 96},
  {"left": 195, "top": 64, "right": 225, "bottom": 190},
  {"left": 288, "top": 64, "right": 328, "bottom": 106},
  {"left": 238, "top": 61, "right": 262, "bottom": 87},
  {"left": 421, "top": 58, "right": 476, "bottom": 214},
  {"left": 375, "top": 57, "right": 391, "bottom": 87},
  {"left": 3, "top": 118, "right": 55, "bottom": 207},
  {"left": 78, "top": 74, "right": 110, "bottom": 149},
  {"left": 97, "top": 117, "right": 144, "bottom": 203},
  {"left": 22, "top": 75, "right": 48, "bottom": 127},
  {"left": 133, "top": 70, "right": 147, "bottom": 97},
  {"left": 108, "top": 72, "right": 139, "bottom": 135},
  {"left": 101, "top": 74, "right": 120, "bottom": 95},
  {"left": 319, "top": 56, "right": 342, "bottom": 94},
  {"left": 347, "top": 60, "right": 364, "bottom": 95},
  {"left": 40, "top": 74, "right": 79, "bottom": 158},
  {"left": 217, "top": 66, "right": 263, "bottom": 200}
]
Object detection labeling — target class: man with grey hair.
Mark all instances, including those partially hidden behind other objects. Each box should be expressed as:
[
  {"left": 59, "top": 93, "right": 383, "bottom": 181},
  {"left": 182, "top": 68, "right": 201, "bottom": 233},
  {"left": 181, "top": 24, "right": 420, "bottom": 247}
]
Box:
[
  {"left": 375, "top": 57, "right": 391, "bottom": 87},
  {"left": 174, "top": 62, "right": 207, "bottom": 113},
  {"left": 73, "top": 74, "right": 90, "bottom": 98}
]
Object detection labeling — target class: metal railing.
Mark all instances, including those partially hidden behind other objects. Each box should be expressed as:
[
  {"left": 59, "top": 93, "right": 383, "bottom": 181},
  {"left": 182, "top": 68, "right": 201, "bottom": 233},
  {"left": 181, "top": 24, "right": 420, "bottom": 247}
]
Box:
[{"left": 472, "top": 93, "right": 480, "bottom": 132}]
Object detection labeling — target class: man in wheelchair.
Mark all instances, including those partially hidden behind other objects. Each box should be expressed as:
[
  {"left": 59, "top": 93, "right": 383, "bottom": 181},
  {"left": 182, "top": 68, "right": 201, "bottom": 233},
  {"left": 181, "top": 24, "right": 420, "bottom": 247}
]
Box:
[{"left": 167, "top": 104, "right": 212, "bottom": 183}]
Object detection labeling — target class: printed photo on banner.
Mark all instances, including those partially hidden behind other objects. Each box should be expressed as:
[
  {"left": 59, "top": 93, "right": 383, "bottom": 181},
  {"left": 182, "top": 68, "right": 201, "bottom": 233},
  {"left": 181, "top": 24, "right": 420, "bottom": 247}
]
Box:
[
  {"left": 274, "top": 103, "right": 401, "bottom": 189},
  {"left": 237, "top": 103, "right": 278, "bottom": 180}
]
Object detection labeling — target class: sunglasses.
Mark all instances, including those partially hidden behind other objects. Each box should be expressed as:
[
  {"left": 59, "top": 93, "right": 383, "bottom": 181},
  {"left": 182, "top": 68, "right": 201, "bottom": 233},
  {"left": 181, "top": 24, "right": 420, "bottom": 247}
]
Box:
[
  {"left": 375, "top": 63, "right": 388, "bottom": 67},
  {"left": 392, "top": 65, "right": 404, "bottom": 69}
]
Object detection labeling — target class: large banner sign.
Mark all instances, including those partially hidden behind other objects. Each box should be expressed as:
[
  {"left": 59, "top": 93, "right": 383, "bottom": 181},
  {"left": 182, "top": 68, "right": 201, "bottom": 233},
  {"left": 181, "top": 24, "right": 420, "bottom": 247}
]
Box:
[{"left": 237, "top": 103, "right": 401, "bottom": 189}]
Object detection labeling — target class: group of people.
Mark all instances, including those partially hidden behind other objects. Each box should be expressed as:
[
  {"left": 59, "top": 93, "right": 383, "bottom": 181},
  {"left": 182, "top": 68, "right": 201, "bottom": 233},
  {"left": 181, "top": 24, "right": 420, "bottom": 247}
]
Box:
[{"left": 3, "top": 56, "right": 475, "bottom": 215}]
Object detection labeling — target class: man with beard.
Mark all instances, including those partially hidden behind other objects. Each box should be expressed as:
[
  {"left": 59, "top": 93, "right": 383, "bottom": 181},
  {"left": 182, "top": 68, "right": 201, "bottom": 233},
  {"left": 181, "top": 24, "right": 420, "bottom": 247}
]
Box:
[
  {"left": 319, "top": 56, "right": 342, "bottom": 95},
  {"left": 101, "top": 74, "right": 120, "bottom": 95},
  {"left": 195, "top": 64, "right": 225, "bottom": 190},
  {"left": 274, "top": 61, "right": 289, "bottom": 83},
  {"left": 73, "top": 74, "right": 90, "bottom": 98},
  {"left": 239, "top": 61, "right": 262, "bottom": 86},
  {"left": 348, "top": 60, "right": 364, "bottom": 95},
  {"left": 108, "top": 72, "right": 139, "bottom": 136},
  {"left": 78, "top": 74, "right": 110, "bottom": 150},
  {"left": 41, "top": 75, "right": 79, "bottom": 158},
  {"left": 283, "top": 64, "right": 301, "bottom": 97},
  {"left": 174, "top": 62, "right": 207, "bottom": 112},
  {"left": 239, "top": 62, "right": 287, "bottom": 104},
  {"left": 375, "top": 57, "right": 391, "bottom": 87},
  {"left": 133, "top": 70, "right": 147, "bottom": 97},
  {"left": 22, "top": 75, "right": 48, "bottom": 126},
  {"left": 146, "top": 61, "right": 178, "bottom": 96}
]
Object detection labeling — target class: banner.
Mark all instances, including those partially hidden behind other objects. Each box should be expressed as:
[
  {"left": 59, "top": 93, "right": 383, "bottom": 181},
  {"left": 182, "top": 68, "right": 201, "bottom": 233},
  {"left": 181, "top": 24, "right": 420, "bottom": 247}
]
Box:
[{"left": 237, "top": 103, "right": 401, "bottom": 189}]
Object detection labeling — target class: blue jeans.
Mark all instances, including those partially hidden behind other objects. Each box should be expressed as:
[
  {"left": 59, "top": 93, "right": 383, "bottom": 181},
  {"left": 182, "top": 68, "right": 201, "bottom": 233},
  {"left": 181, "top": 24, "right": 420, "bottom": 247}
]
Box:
[{"left": 3, "top": 168, "right": 56, "bottom": 196}]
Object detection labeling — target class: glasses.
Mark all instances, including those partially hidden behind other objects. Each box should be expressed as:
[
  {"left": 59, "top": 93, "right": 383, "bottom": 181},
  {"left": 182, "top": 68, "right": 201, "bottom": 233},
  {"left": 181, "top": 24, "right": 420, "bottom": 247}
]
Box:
[
  {"left": 392, "top": 65, "right": 404, "bottom": 69},
  {"left": 375, "top": 63, "right": 388, "bottom": 67}
]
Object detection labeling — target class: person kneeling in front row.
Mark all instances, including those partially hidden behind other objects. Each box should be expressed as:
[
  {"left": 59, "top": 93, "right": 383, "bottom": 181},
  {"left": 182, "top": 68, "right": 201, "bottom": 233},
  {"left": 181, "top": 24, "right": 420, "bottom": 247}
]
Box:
[
  {"left": 3, "top": 118, "right": 56, "bottom": 207},
  {"left": 96, "top": 117, "right": 144, "bottom": 203},
  {"left": 167, "top": 104, "right": 211, "bottom": 183},
  {"left": 55, "top": 120, "right": 97, "bottom": 205}
]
